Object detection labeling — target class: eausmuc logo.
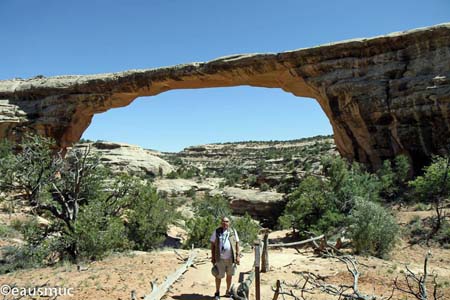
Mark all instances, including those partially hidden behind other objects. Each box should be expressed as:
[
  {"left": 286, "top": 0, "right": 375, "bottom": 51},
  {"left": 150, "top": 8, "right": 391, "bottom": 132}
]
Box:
[{"left": 1, "top": 285, "right": 74, "bottom": 297}]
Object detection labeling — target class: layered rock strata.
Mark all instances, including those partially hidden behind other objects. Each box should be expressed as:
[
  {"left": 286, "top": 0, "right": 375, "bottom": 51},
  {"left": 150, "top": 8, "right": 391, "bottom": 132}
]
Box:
[
  {"left": 1, "top": 23, "right": 450, "bottom": 170},
  {"left": 75, "top": 141, "right": 174, "bottom": 176}
]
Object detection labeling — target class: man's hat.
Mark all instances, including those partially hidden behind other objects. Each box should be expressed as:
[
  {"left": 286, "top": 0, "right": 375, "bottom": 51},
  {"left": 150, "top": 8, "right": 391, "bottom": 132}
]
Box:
[{"left": 211, "top": 265, "right": 219, "bottom": 277}]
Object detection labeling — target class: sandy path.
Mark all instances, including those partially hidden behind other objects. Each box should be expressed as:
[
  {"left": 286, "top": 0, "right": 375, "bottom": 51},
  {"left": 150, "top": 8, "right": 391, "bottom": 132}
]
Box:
[
  {"left": 166, "top": 248, "right": 339, "bottom": 300},
  {"left": 166, "top": 245, "right": 450, "bottom": 300}
]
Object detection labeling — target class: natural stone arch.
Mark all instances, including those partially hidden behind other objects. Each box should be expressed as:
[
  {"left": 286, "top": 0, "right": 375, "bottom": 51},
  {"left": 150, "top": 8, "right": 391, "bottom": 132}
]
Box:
[{"left": 1, "top": 23, "right": 450, "bottom": 171}]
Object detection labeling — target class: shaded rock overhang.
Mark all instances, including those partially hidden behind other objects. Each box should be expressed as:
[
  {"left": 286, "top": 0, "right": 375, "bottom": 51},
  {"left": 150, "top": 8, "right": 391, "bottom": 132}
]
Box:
[{"left": 1, "top": 23, "right": 450, "bottom": 171}]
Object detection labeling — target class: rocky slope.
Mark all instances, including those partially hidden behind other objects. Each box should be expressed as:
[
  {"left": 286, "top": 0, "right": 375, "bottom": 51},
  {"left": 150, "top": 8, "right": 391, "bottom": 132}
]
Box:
[
  {"left": 74, "top": 141, "right": 174, "bottom": 177},
  {"left": 1, "top": 23, "right": 450, "bottom": 171},
  {"left": 70, "top": 136, "right": 335, "bottom": 225},
  {"left": 159, "top": 136, "right": 336, "bottom": 225}
]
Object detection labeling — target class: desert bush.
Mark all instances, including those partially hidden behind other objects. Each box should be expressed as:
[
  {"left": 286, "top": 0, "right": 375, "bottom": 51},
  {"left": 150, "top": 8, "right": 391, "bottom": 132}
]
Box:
[
  {"left": 0, "top": 134, "right": 179, "bottom": 265},
  {"left": 413, "top": 202, "right": 430, "bottom": 211},
  {"left": 165, "top": 171, "right": 178, "bottom": 179},
  {"left": 186, "top": 193, "right": 235, "bottom": 248},
  {"left": 322, "top": 156, "right": 382, "bottom": 212},
  {"left": 259, "top": 183, "right": 270, "bottom": 191},
  {"left": 278, "top": 176, "right": 344, "bottom": 235},
  {"left": 126, "top": 184, "right": 178, "bottom": 250},
  {"left": 70, "top": 198, "right": 129, "bottom": 260},
  {"left": 435, "top": 220, "right": 450, "bottom": 247},
  {"left": 377, "top": 155, "right": 411, "bottom": 198},
  {"left": 185, "top": 215, "right": 217, "bottom": 248},
  {"left": 0, "top": 224, "right": 18, "bottom": 238},
  {"left": 409, "top": 156, "right": 450, "bottom": 203},
  {"left": 0, "top": 218, "right": 55, "bottom": 274},
  {"left": 409, "top": 155, "right": 450, "bottom": 241},
  {"left": 406, "top": 215, "right": 429, "bottom": 243},
  {"left": 223, "top": 167, "right": 243, "bottom": 186},
  {"left": 0, "top": 134, "right": 60, "bottom": 205},
  {"left": 193, "top": 194, "right": 231, "bottom": 219},
  {"left": 0, "top": 245, "right": 49, "bottom": 274},
  {"left": 348, "top": 199, "right": 399, "bottom": 258},
  {"left": 232, "top": 213, "right": 260, "bottom": 246},
  {"left": 184, "top": 187, "right": 196, "bottom": 198},
  {"left": 247, "top": 175, "right": 258, "bottom": 187}
]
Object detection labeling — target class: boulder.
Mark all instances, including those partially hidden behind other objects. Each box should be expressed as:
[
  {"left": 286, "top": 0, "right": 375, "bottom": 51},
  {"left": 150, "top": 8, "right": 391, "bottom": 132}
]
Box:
[{"left": 221, "top": 187, "right": 286, "bottom": 226}]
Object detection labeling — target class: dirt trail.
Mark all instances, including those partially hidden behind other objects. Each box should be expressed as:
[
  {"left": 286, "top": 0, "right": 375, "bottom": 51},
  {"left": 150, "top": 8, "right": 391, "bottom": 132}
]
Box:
[
  {"left": 167, "top": 245, "right": 450, "bottom": 300},
  {"left": 167, "top": 248, "right": 306, "bottom": 300},
  {"left": 167, "top": 248, "right": 353, "bottom": 300},
  {"left": 0, "top": 238, "right": 449, "bottom": 299}
]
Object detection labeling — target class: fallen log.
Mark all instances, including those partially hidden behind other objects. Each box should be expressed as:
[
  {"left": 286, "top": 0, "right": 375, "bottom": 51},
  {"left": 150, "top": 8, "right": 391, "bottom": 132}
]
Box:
[
  {"left": 268, "top": 235, "right": 325, "bottom": 247},
  {"left": 143, "top": 250, "right": 197, "bottom": 300}
]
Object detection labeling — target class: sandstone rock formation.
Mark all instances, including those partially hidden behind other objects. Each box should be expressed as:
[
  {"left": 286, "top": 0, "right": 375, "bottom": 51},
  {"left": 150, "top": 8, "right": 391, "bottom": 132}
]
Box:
[
  {"left": 75, "top": 141, "right": 174, "bottom": 176},
  {"left": 221, "top": 187, "right": 285, "bottom": 226},
  {"left": 1, "top": 23, "right": 450, "bottom": 171},
  {"left": 153, "top": 178, "right": 223, "bottom": 195}
]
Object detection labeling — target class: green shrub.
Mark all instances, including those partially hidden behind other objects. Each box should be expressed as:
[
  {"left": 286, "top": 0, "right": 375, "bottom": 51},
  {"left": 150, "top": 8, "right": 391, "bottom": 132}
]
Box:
[
  {"left": 166, "top": 171, "right": 178, "bottom": 179},
  {"left": 0, "top": 134, "right": 59, "bottom": 204},
  {"left": 322, "top": 156, "right": 381, "bottom": 212},
  {"left": 193, "top": 194, "right": 231, "bottom": 219},
  {"left": 0, "top": 134, "right": 180, "bottom": 265},
  {"left": 435, "top": 220, "right": 450, "bottom": 246},
  {"left": 406, "top": 215, "right": 428, "bottom": 243},
  {"left": 126, "top": 185, "right": 178, "bottom": 250},
  {"left": 413, "top": 202, "right": 430, "bottom": 211},
  {"left": 184, "top": 187, "right": 196, "bottom": 198},
  {"left": 247, "top": 175, "right": 257, "bottom": 187},
  {"left": 185, "top": 215, "right": 217, "bottom": 248},
  {"left": 0, "top": 218, "right": 55, "bottom": 274},
  {"left": 71, "top": 198, "right": 129, "bottom": 260},
  {"left": 0, "top": 245, "right": 50, "bottom": 274},
  {"left": 409, "top": 156, "right": 450, "bottom": 203},
  {"left": 278, "top": 176, "right": 344, "bottom": 235},
  {"left": 259, "top": 183, "right": 270, "bottom": 191},
  {"left": 0, "top": 224, "right": 18, "bottom": 238},
  {"left": 185, "top": 193, "right": 234, "bottom": 248},
  {"left": 232, "top": 213, "right": 260, "bottom": 246},
  {"left": 348, "top": 199, "right": 399, "bottom": 258}
]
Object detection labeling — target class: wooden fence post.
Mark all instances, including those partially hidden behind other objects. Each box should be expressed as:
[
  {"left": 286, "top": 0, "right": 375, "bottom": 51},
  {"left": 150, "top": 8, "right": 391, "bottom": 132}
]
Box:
[
  {"left": 261, "top": 232, "right": 269, "bottom": 273},
  {"left": 254, "top": 240, "right": 261, "bottom": 300},
  {"left": 272, "top": 280, "right": 281, "bottom": 300}
]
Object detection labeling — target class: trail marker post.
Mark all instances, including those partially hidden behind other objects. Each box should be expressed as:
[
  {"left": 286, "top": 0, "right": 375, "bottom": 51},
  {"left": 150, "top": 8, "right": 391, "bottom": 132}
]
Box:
[{"left": 254, "top": 240, "right": 261, "bottom": 300}]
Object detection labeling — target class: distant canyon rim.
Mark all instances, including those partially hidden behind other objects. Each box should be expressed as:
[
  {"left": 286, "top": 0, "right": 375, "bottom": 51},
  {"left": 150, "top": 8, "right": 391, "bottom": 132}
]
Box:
[{"left": 1, "top": 23, "right": 450, "bottom": 171}]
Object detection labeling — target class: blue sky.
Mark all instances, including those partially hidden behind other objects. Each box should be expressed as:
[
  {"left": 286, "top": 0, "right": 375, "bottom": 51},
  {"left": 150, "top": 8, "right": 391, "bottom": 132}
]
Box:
[{"left": 1, "top": 1, "right": 449, "bottom": 151}]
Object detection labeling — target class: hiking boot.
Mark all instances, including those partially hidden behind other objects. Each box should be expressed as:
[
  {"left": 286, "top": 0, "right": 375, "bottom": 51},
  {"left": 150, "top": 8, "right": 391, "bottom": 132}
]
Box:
[{"left": 214, "top": 292, "right": 220, "bottom": 300}]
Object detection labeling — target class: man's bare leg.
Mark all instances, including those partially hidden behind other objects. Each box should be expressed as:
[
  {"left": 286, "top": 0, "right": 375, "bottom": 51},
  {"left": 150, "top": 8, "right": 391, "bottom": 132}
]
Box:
[
  {"left": 215, "top": 278, "right": 221, "bottom": 295},
  {"left": 226, "top": 275, "right": 232, "bottom": 294}
]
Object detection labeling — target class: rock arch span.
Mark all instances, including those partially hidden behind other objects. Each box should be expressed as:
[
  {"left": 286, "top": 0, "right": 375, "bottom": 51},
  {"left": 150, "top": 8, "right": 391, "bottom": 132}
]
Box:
[{"left": 1, "top": 23, "right": 450, "bottom": 171}]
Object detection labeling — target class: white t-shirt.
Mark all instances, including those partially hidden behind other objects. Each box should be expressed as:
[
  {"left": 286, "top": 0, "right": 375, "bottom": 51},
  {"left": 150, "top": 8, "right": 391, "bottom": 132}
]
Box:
[{"left": 210, "top": 228, "right": 239, "bottom": 260}]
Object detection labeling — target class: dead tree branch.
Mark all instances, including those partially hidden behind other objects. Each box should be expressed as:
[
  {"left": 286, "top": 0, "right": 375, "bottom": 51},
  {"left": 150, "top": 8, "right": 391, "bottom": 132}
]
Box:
[
  {"left": 278, "top": 255, "right": 383, "bottom": 300},
  {"left": 391, "top": 251, "right": 444, "bottom": 300},
  {"left": 268, "top": 235, "right": 325, "bottom": 248}
]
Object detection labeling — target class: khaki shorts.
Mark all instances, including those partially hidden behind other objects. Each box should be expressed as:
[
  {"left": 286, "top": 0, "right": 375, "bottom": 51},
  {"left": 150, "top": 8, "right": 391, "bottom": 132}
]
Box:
[{"left": 215, "top": 259, "right": 236, "bottom": 278}]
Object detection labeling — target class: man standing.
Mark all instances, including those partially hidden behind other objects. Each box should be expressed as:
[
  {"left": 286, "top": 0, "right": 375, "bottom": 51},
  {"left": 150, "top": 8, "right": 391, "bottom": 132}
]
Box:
[{"left": 210, "top": 216, "right": 240, "bottom": 299}]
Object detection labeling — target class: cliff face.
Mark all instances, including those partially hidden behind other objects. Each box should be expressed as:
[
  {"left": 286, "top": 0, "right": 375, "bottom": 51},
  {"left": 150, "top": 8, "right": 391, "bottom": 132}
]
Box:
[{"left": 1, "top": 23, "right": 450, "bottom": 170}]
